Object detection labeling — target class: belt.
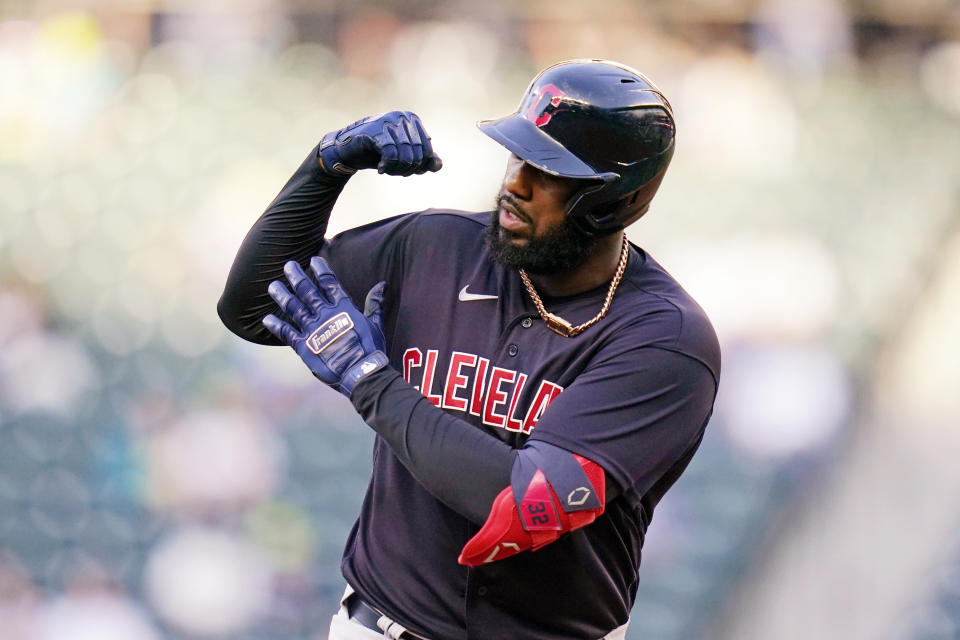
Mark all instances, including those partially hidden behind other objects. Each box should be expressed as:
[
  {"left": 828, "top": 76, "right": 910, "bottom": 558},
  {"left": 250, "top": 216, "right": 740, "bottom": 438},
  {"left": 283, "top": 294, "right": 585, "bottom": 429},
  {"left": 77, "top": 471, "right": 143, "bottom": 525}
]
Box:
[{"left": 346, "top": 593, "right": 429, "bottom": 640}]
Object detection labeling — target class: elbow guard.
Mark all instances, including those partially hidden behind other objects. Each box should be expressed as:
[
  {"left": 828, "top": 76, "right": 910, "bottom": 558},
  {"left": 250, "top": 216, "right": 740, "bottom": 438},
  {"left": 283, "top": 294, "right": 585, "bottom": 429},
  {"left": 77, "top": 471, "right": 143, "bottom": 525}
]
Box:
[{"left": 458, "top": 441, "right": 605, "bottom": 566}]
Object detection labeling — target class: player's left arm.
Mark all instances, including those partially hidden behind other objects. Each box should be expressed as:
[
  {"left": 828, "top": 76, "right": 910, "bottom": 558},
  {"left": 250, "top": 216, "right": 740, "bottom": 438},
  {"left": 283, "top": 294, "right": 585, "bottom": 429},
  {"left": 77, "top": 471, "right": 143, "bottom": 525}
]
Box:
[
  {"left": 262, "top": 261, "right": 717, "bottom": 563},
  {"left": 350, "top": 342, "right": 716, "bottom": 567},
  {"left": 458, "top": 339, "right": 717, "bottom": 565}
]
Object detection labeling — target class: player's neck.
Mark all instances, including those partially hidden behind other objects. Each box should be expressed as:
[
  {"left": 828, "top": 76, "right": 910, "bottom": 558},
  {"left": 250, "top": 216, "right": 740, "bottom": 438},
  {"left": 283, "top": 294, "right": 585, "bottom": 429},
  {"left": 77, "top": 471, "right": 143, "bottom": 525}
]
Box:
[{"left": 528, "top": 232, "right": 625, "bottom": 298}]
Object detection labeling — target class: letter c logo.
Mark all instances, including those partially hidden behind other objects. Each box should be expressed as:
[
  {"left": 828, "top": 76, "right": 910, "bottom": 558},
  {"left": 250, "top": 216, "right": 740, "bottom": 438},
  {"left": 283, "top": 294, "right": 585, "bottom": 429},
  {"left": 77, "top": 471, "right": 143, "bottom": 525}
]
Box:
[{"left": 525, "top": 84, "right": 566, "bottom": 127}]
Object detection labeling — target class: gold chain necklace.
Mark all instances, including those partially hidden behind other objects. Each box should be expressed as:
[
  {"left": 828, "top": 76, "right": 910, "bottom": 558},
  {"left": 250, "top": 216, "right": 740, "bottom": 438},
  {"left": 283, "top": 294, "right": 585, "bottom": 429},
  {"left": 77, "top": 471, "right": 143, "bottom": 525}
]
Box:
[{"left": 518, "top": 235, "right": 629, "bottom": 338}]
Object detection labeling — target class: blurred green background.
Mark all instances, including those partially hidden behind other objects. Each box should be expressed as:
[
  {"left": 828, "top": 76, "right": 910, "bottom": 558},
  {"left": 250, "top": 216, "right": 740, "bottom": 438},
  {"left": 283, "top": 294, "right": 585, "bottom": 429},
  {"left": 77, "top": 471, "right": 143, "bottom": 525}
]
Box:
[{"left": 1, "top": 1, "right": 959, "bottom": 639}]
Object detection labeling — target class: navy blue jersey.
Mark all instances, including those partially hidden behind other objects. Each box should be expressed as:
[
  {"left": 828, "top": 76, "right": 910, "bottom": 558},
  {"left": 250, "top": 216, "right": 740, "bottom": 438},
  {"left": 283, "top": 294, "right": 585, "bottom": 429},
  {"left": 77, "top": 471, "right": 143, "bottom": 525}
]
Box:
[
  {"left": 219, "top": 147, "right": 720, "bottom": 640},
  {"left": 321, "top": 209, "right": 718, "bottom": 640}
]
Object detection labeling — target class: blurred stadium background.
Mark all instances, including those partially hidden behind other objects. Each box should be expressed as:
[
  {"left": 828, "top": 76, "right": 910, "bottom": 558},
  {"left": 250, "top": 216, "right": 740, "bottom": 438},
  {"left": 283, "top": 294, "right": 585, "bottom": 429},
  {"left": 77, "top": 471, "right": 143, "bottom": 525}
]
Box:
[{"left": 1, "top": 1, "right": 959, "bottom": 639}]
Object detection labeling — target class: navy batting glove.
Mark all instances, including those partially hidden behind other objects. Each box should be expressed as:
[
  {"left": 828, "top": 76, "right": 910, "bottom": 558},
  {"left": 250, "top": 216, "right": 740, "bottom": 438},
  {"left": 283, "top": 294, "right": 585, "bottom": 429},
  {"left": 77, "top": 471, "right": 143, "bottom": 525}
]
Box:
[
  {"left": 262, "top": 258, "right": 389, "bottom": 398},
  {"left": 318, "top": 111, "right": 443, "bottom": 177}
]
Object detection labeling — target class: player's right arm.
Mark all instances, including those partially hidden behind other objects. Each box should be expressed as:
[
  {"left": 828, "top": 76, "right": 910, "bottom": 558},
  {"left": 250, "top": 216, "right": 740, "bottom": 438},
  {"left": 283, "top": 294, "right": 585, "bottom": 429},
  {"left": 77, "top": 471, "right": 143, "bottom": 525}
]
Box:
[{"left": 217, "top": 111, "right": 441, "bottom": 344}]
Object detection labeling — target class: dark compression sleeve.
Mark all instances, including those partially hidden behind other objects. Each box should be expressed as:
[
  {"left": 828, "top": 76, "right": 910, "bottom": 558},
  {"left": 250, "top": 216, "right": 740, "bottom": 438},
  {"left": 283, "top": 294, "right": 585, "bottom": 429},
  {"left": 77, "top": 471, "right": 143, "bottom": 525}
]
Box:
[
  {"left": 217, "top": 144, "right": 349, "bottom": 344},
  {"left": 351, "top": 366, "right": 516, "bottom": 525},
  {"left": 350, "top": 346, "right": 712, "bottom": 527}
]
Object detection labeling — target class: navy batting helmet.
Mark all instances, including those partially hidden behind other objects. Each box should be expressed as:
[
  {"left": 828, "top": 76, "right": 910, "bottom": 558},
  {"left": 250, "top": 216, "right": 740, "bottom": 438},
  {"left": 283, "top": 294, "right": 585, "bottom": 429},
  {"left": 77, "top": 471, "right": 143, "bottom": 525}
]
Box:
[{"left": 479, "top": 59, "right": 675, "bottom": 237}]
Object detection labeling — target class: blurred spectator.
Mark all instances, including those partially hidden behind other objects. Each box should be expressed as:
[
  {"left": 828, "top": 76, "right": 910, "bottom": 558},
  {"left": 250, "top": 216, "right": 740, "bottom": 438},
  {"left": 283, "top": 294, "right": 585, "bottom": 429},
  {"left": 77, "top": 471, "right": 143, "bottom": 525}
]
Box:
[
  {"left": 0, "top": 288, "right": 100, "bottom": 418},
  {"left": 144, "top": 527, "right": 271, "bottom": 636},
  {"left": 36, "top": 574, "right": 161, "bottom": 640},
  {"left": 145, "top": 409, "right": 283, "bottom": 515},
  {"left": 0, "top": 553, "right": 39, "bottom": 640},
  {"left": 753, "top": 0, "right": 854, "bottom": 81}
]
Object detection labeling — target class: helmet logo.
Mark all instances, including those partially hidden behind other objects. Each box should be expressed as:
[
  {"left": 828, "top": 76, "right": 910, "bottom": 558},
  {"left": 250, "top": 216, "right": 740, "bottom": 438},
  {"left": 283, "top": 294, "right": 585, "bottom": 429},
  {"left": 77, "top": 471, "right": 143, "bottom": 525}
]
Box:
[{"left": 525, "top": 84, "right": 566, "bottom": 127}]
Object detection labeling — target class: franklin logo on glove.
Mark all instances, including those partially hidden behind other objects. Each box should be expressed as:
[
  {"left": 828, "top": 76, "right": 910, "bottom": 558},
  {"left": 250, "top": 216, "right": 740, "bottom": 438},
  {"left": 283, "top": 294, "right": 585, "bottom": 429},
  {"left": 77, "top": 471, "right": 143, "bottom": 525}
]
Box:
[{"left": 306, "top": 312, "right": 354, "bottom": 354}]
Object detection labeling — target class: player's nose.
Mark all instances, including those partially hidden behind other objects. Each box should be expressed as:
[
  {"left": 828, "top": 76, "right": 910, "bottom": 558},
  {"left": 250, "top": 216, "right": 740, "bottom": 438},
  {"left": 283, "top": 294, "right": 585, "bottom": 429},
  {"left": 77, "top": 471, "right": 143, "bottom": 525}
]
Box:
[{"left": 502, "top": 154, "right": 533, "bottom": 201}]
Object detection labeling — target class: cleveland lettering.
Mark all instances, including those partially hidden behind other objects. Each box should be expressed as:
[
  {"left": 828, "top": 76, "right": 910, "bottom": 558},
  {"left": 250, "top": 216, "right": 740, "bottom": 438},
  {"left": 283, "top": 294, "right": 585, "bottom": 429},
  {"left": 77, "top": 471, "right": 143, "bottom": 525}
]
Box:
[{"left": 402, "top": 347, "right": 564, "bottom": 434}]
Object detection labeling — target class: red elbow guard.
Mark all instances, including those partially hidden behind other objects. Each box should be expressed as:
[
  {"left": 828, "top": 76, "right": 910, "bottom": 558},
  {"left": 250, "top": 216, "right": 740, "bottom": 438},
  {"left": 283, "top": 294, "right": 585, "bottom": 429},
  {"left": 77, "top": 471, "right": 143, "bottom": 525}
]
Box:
[{"left": 458, "top": 454, "right": 605, "bottom": 566}]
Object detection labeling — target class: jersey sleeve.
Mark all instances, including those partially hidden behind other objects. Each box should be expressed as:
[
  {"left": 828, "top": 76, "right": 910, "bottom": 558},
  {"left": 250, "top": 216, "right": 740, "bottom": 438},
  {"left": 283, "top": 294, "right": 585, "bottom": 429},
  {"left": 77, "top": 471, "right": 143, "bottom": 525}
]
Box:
[
  {"left": 527, "top": 342, "right": 718, "bottom": 504},
  {"left": 317, "top": 213, "right": 421, "bottom": 317}
]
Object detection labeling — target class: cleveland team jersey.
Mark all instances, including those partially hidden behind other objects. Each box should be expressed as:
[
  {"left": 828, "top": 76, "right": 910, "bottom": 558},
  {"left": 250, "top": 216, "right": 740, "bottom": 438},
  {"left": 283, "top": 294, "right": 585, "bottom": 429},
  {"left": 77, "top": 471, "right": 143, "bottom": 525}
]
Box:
[
  {"left": 313, "top": 209, "right": 719, "bottom": 640},
  {"left": 217, "top": 146, "right": 721, "bottom": 640}
]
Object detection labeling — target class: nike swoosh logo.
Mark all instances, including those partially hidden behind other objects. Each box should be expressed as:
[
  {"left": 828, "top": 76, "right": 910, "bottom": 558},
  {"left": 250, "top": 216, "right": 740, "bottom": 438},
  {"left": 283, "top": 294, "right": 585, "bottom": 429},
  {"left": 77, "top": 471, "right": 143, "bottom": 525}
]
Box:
[{"left": 458, "top": 285, "right": 498, "bottom": 302}]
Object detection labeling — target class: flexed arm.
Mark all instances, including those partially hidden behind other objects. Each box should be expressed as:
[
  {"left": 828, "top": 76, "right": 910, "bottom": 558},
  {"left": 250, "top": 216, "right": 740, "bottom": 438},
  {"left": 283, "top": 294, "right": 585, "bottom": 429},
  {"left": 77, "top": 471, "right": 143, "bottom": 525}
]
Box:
[{"left": 217, "top": 111, "right": 442, "bottom": 344}]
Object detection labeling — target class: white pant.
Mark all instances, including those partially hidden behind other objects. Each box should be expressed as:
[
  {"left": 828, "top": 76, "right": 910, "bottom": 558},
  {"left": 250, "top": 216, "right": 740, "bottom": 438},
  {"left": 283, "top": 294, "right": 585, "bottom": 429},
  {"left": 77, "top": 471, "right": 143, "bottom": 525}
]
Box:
[
  {"left": 327, "top": 586, "right": 629, "bottom": 640},
  {"left": 328, "top": 586, "right": 424, "bottom": 640}
]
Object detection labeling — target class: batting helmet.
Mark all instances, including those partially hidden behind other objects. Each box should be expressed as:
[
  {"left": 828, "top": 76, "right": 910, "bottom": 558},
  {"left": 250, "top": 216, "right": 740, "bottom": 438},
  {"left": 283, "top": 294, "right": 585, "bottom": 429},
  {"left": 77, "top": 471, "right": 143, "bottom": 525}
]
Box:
[{"left": 479, "top": 59, "right": 676, "bottom": 237}]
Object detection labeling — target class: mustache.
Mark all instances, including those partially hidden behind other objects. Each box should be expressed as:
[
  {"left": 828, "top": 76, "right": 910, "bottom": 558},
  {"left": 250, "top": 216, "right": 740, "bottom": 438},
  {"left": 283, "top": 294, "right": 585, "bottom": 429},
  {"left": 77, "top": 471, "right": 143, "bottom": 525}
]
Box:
[{"left": 495, "top": 193, "right": 530, "bottom": 223}]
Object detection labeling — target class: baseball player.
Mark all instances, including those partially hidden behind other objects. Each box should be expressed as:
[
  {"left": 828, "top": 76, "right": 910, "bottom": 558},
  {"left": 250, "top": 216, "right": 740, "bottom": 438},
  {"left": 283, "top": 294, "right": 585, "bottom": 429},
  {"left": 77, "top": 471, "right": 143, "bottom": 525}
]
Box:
[{"left": 219, "top": 59, "right": 720, "bottom": 640}]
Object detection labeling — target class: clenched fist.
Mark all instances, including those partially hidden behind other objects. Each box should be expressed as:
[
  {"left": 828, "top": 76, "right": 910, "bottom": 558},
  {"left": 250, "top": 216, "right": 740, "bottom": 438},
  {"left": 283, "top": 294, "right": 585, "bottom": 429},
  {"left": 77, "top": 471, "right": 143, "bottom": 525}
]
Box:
[{"left": 318, "top": 111, "right": 443, "bottom": 177}]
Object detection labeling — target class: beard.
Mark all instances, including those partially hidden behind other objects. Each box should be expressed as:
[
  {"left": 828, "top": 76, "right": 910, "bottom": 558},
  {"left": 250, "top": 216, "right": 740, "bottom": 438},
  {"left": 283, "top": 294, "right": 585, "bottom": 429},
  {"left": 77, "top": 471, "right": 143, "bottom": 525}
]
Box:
[{"left": 485, "top": 195, "right": 598, "bottom": 274}]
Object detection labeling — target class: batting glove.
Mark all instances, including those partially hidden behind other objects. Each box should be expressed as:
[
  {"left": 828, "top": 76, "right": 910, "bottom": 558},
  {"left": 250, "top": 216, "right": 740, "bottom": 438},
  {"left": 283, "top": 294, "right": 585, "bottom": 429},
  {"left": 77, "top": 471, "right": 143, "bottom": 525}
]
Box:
[
  {"left": 318, "top": 111, "right": 443, "bottom": 177},
  {"left": 262, "top": 258, "right": 389, "bottom": 398}
]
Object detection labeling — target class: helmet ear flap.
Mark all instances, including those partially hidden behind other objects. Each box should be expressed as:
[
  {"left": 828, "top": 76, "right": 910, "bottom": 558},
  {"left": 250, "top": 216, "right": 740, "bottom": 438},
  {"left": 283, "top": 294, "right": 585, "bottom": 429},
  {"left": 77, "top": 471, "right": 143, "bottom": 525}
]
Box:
[
  {"left": 567, "top": 167, "right": 669, "bottom": 237},
  {"left": 563, "top": 180, "right": 605, "bottom": 218},
  {"left": 566, "top": 194, "right": 618, "bottom": 237},
  {"left": 612, "top": 167, "right": 669, "bottom": 227}
]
